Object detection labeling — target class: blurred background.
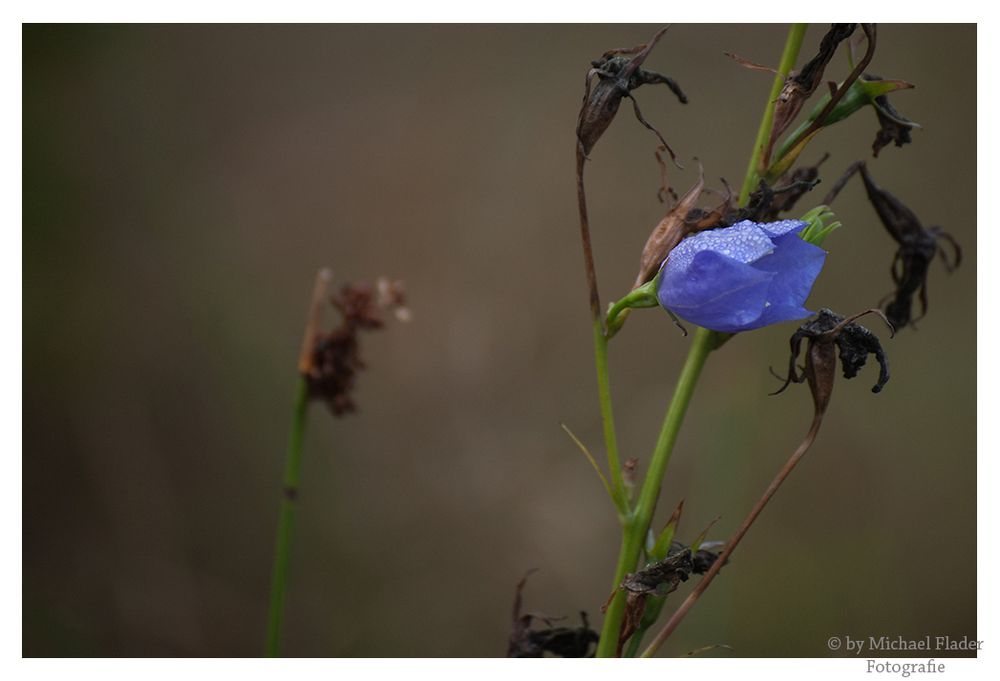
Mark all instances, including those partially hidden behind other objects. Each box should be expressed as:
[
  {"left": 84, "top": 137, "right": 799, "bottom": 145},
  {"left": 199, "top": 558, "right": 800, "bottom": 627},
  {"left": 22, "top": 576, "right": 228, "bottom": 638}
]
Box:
[{"left": 23, "top": 24, "right": 976, "bottom": 657}]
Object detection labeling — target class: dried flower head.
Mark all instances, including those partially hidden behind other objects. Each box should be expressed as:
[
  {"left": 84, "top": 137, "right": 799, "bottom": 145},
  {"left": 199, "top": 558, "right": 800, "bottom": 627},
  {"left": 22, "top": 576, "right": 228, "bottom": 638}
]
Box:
[
  {"left": 304, "top": 278, "right": 408, "bottom": 416},
  {"left": 824, "top": 161, "right": 961, "bottom": 329},
  {"left": 576, "top": 26, "right": 686, "bottom": 159},
  {"left": 772, "top": 308, "right": 893, "bottom": 415}
]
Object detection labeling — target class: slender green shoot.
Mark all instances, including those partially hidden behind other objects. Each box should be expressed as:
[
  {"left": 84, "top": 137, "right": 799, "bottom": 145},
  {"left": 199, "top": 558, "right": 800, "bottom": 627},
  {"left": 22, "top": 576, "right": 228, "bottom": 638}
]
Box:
[
  {"left": 594, "top": 318, "right": 629, "bottom": 515},
  {"left": 265, "top": 268, "right": 331, "bottom": 657},
  {"left": 561, "top": 422, "right": 613, "bottom": 502},
  {"left": 265, "top": 377, "right": 310, "bottom": 657}
]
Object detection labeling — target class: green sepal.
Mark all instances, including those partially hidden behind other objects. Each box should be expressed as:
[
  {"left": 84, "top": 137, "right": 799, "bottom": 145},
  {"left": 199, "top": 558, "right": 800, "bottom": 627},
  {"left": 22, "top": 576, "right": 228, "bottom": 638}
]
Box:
[
  {"left": 649, "top": 499, "right": 684, "bottom": 561},
  {"left": 605, "top": 273, "right": 662, "bottom": 339},
  {"left": 799, "top": 205, "right": 842, "bottom": 247},
  {"left": 689, "top": 516, "right": 721, "bottom": 554}
]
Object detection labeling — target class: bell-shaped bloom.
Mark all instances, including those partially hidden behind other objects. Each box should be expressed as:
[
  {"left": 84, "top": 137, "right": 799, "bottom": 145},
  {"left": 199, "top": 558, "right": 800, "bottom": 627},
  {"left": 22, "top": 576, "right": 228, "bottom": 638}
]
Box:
[{"left": 657, "top": 219, "right": 826, "bottom": 333}]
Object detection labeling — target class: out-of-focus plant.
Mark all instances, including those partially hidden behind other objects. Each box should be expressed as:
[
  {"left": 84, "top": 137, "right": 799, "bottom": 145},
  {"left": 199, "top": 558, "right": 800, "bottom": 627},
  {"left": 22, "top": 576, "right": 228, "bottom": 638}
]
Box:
[{"left": 265, "top": 271, "right": 408, "bottom": 657}]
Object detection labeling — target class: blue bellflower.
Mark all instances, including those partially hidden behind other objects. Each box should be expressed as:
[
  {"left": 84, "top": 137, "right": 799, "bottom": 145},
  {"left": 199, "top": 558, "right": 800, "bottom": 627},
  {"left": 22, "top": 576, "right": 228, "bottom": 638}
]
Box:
[{"left": 657, "top": 219, "right": 826, "bottom": 333}]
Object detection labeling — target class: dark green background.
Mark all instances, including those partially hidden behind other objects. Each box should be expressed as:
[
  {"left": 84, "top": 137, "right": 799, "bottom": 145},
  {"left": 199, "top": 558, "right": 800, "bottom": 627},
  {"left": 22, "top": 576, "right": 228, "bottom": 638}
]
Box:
[{"left": 23, "top": 24, "right": 976, "bottom": 656}]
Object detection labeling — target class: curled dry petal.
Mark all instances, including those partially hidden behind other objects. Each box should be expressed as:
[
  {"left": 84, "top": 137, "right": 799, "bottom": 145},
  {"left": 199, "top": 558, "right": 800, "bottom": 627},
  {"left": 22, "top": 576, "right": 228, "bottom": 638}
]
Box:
[
  {"left": 871, "top": 92, "right": 920, "bottom": 157},
  {"left": 823, "top": 161, "right": 961, "bottom": 329}
]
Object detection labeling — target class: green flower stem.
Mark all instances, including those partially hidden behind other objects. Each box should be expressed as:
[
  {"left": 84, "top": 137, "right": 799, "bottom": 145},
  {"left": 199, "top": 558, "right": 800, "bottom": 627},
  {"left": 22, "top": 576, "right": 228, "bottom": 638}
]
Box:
[
  {"left": 576, "top": 140, "right": 627, "bottom": 514},
  {"left": 595, "top": 326, "right": 713, "bottom": 657},
  {"left": 265, "top": 376, "right": 310, "bottom": 657},
  {"left": 265, "top": 268, "right": 330, "bottom": 657},
  {"left": 593, "top": 317, "right": 629, "bottom": 513},
  {"left": 738, "top": 23, "right": 808, "bottom": 204}
]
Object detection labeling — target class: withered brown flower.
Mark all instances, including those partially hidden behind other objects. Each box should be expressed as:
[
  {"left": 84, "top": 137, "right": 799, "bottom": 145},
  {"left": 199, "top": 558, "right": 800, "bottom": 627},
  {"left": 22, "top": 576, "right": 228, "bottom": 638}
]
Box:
[
  {"left": 772, "top": 308, "right": 893, "bottom": 415},
  {"left": 576, "top": 26, "right": 686, "bottom": 159},
  {"left": 824, "top": 162, "right": 961, "bottom": 329},
  {"left": 304, "top": 279, "right": 408, "bottom": 416}
]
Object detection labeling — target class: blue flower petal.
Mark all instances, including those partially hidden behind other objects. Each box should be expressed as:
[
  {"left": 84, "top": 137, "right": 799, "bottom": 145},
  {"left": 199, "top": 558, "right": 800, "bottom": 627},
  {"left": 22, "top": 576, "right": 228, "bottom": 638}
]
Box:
[
  {"left": 752, "top": 232, "right": 827, "bottom": 310},
  {"left": 657, "top": 218, "right": 825, "bottom": 334},
  {"left": 756, "top": 219, "right": 808, "bottom": 238},
  {"left": 659, "top": 249, "right": 773, "bottom": 333},
  {"left": 757, "top": 302, "right": 814, "bottom": 328},
  {"left": 666, "top": 221, "right": 773, "bottom": 270}
]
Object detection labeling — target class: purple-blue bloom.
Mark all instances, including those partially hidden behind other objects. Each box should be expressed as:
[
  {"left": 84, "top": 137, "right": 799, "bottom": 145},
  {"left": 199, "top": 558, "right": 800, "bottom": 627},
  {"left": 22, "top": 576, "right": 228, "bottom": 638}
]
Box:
[{"left": 657, "top": 219, "right": 826, "bottom": 333}]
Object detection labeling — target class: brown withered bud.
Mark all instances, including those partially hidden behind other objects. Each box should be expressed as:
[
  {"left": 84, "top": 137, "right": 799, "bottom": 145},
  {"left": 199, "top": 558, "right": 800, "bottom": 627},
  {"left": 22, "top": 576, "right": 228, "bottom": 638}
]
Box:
[
  {"left": 669, "top": 540, "right": 726, "bottom": 575},
  {"left": 721, "top": 176, "right": 821, "bottom": 226},
  {"left": 621, "top": 550, "right": 694, "bottom": 597},
  {"left": 603, "top": 531, "right": 725, "bottom": 656},
  {"left": 761, "top": 153, "right": 830, "bottom": 219},
  {"left": 772, "top": 308, "right": 893, "bottom": 416},
  {"left": 866, "top": 75, "right": 920, "bottom": 157},
  {"left": 507, "top": 571, "right": 599, "bottom": 657},
  {"left": 823, "top": 162, "right": 961, "bottom": 329},
  {"left": 304, "top": 279, "right": 408, "bottom": 416},
  {"left": 613, "top": 550, "right": 694, "bottom": 655},
  {"left": 766, "top": 24, "right": 857, "bottom": 166},
  {"left": 576, "top": 26, "right": 687, "bottom": 159},
  {"left": 632, "top": 163, "right": 707, "bottom": 289},
  {"left": 872, "top": 98, "right": 916, "bottom": 156}
]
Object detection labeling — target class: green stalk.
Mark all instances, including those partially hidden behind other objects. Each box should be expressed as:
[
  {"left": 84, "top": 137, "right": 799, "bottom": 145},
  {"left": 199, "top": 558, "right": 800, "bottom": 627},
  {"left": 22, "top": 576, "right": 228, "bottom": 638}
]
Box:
[
  {"left": 595, "top": 327, "right": 713, "bottom": 657},
  {"left": 738, "top": 23, "right": 808, "bottom": 204},
  {"left": 594, "top": 317, "right": 628, "bottom": 513},
  {"left": 576, "top": 142, "right": 628, "bottom": 515},
  {"left": 265, "top": 377, "right": 310, "bottom": 657},
  {"left": 596, "top": 25, "right": 808, "bottom": 657},
  {"left": 265, "top": 268, "right": 329, "bottom": 657}
]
